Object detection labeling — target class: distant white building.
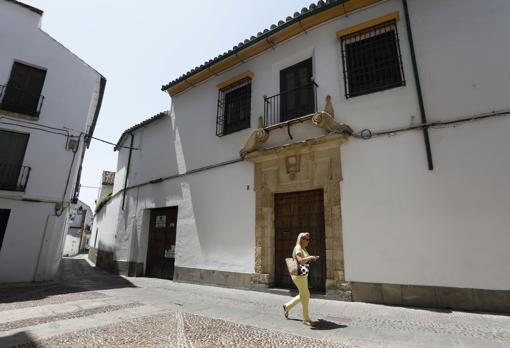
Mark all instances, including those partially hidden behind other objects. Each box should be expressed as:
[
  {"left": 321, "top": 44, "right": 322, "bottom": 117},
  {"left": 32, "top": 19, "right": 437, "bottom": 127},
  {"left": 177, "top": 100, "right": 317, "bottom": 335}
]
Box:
[
  {"left": 62, "top": 200, "right": 92, "bottom": 257},
  {"left": 0, "top": 0, "right": 106, "bottom": 282},
  {"left": 94, "top": 0, "right": 510, "bottom": 313},
  {"left": 88, "top": 170, "right": 114, "bottom": 265}
]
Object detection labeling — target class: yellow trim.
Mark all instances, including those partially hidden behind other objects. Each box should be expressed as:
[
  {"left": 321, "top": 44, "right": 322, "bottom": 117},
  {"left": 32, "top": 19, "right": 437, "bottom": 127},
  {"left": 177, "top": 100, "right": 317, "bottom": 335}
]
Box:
[
  {"left": 168, "top": 0, "right": 382, "bottom": 97},
  {"left": 216, "top": 70, "right": 254, "bottom": 90},
  {"left": 336, "top": 11, "right": 400, "bottom": 39}
]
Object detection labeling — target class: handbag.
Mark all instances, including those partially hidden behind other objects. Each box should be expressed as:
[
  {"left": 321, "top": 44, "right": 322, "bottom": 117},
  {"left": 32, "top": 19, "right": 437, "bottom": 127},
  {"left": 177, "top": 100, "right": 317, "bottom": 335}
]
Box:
[
  {"left": 285, "top": 257, "right": 310, "bottom": 276},
  {"left": 285, "top": 257, "right": 298, "bottom": 276}
]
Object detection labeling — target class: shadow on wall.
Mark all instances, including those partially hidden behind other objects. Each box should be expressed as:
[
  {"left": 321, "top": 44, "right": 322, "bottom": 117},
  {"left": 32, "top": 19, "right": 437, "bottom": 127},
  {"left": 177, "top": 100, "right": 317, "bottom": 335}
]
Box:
[
  {"left": 0, "top": 331, "right": 38, "bottom": 347},
  {"left": 0, "top": 258, "right": 136, "bottom": 308},
  {"left": 93, "top": 243, "right": 143, "bottom": 277}
]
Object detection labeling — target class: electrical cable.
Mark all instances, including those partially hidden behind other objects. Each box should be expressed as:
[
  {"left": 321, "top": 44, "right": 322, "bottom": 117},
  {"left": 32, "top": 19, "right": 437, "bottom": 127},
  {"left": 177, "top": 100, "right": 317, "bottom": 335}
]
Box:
[
  {"left": 0, "top": 117, "right": 138, "bottom": 150},
  {"left": 90, "top": 136, "right": 139, "bottom": 150},
  {"left": 352, "top": 109, "right": 510, "bottom": 140}
]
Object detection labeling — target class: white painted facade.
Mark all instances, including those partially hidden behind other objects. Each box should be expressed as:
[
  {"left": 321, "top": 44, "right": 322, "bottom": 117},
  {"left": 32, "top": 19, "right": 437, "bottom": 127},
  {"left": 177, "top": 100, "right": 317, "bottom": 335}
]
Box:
[
  {"left": 97, "top": 0, "right": 510, "bottom": 292},
  {"left": 0, "top": 1, "right": 105, "bottom": 282},
  {"left": 63, "top": 200, "right": 92, "bottom": 257}
]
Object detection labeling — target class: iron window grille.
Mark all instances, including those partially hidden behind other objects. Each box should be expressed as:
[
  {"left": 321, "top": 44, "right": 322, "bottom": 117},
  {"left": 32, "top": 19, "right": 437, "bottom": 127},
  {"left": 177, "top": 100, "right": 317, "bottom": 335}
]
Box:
[
  {"left": 216, "top": 77, "right": 251, "bottom": 137},
  {"left": 340, "top": 20, "right": 405, "bottom": 98}
]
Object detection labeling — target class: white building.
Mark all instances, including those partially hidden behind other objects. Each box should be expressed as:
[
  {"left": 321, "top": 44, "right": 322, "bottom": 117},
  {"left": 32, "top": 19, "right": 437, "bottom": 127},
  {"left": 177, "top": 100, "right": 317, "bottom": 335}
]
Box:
[
  {"left": 94, "top": 0, "right": 510, "bottom": 313},
  {"left": 0, "top": 0, "right": 106, "bottom": 282},
  {"left": 62, "top": 200, "right": 92, "bottom": 257}
]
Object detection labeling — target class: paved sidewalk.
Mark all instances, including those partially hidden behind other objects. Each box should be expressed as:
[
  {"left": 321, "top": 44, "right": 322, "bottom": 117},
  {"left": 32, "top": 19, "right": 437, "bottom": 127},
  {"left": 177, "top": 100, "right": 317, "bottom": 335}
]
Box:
[{"left": 0, "top": 256, "right": 509, "bottom": 347}]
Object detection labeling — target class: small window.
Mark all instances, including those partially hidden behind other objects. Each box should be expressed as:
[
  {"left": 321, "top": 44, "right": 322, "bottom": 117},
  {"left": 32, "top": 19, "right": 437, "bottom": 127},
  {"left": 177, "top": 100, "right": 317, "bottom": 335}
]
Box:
[
  {"left": 1, "top": 62, "right": 46, "bottom": 117},
  {"left": 0, "top": 209, "right": 10, "bottom": 251},
  {"left": 216, "top": 77, "right": 251, "bottom": 137},
  {"left": 340, "top": 20, "right": 405, "bottom": 98}
]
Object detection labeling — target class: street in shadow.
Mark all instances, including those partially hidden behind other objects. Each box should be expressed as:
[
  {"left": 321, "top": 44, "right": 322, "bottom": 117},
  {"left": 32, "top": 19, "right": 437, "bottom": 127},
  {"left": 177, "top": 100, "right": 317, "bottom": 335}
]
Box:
[{"left": 0, "top": 257, "right": 136, "bottom": 305}]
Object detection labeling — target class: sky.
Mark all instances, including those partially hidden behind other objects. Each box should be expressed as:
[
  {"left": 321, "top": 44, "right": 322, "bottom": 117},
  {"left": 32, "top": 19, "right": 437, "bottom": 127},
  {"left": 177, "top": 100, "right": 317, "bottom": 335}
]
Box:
[{"left": 21, "top": 0, "right": 313, "bottom": 209}]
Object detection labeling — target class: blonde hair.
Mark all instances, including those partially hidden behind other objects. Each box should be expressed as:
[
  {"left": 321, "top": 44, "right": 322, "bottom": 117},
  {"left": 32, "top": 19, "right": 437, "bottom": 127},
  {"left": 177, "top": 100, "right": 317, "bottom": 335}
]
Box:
[{"left": 295, "top": 232, "right": 310, "bottom": 247}]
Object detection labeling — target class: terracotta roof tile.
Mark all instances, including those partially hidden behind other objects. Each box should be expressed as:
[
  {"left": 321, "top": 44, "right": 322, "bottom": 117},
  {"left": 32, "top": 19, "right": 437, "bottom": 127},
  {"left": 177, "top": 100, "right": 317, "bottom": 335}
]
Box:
[{"left": 161, "top": 0, "right": 346, "bottom": 91}]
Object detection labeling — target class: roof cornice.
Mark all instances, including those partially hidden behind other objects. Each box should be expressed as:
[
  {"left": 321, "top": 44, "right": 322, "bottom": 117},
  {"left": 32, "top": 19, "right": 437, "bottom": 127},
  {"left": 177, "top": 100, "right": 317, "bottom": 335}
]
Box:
[
  {"left": 4, "top": 0, "right": 43, "bottom": 15},
  {"left": 161, "top": 0, "right": 381, "bottom": 97}
]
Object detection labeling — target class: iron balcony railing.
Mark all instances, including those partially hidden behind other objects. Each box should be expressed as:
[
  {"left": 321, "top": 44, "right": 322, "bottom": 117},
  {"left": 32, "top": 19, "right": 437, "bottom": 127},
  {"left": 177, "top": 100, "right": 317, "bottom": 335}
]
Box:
[
  {"left": 0, "top": 84, "right": 45, "bottom": 118},
  {"left": 0, "top": 163, "right": 31, "bottom": 192},
  {"left": 263, "top": 80, "right": 318, "bottom": 128}
]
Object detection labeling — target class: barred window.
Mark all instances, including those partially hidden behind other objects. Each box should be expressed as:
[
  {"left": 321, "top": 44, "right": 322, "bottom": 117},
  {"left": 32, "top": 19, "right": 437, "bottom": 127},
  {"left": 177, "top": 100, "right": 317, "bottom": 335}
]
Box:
[
  {"left": 216, "top": 77, "right": 251, "bottom": 137},
  {"left": 340, "top": 20, "right": 405, "bottom": 98}
]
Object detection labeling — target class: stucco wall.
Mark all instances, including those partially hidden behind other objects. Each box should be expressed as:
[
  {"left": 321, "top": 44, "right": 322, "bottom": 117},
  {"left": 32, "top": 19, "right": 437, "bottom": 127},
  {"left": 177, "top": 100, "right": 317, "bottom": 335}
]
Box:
[
  {"left": 99, "top": 0, "right": 510, "bottom": 291},
  {"left": 0, "top": 1, "right": 103, "bottom": 282},
  {"left": 97, "top": 165, "right": 255, "bottom": 274},
  {"left": 0, "top": 198, "right": 67, "bottom": 282}
]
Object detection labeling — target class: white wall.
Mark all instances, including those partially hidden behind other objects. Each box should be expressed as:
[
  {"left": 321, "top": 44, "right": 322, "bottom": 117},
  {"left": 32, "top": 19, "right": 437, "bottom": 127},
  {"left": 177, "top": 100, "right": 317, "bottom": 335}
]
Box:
[
  {"left": 63, "top": 234, "right": 80, "bottom": 257},
  {"left": 0, "top": 198, "right": 67, "bottom": 282},
  {"left": 341, "top": 0, "right": 510, "bottom": 290},
  {"left": 99, "top": 111, "right": 255, "bottom": 274},
  {"left": 0, "top": 1, "right": 103, "bottom": 282},
  {"left": 99, "top": 0, "right": 510, "bottom": 291}
]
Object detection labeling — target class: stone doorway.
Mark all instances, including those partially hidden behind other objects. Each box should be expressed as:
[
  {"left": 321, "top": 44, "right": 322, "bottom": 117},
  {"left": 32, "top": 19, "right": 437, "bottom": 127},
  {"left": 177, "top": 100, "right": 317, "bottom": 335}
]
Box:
[{"left": 245, "top": 134, "right": 347, "bottom": 295}]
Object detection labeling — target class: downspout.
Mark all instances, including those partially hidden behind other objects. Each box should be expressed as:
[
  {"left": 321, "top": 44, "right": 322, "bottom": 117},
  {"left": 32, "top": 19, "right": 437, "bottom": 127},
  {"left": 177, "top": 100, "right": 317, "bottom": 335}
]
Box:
[
  {"left": 403, "top": 0, "right": 434, "bottom": 170},
  {"left": 122, "top": 132, "right": 134, "bottom": 210}
]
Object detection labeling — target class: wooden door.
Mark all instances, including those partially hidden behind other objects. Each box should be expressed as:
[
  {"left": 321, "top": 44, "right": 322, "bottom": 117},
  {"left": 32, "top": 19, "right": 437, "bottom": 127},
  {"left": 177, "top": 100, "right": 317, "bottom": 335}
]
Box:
[
  {"left": 279, "top": 58, "right": 314, "bottom": 122},
  {"left": 274, "top": 189, "right": 325, "bottom": 292},
  {"left": 2, "top": 62, "right": 46, "bottom": 117},
  {"left": 146, "top": 207, "right": 178, "bottom": 280}
]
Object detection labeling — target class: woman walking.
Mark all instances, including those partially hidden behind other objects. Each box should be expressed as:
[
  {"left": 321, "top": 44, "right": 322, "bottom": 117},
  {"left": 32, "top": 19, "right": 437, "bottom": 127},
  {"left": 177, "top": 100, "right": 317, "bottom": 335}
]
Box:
[{"left": 283, "top": 232, "right": 320, "bottom": 326}]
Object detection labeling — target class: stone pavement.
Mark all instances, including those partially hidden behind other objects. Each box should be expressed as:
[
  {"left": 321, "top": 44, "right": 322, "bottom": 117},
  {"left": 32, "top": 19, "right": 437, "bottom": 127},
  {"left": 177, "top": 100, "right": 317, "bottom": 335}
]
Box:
[{"left": 0, "top": 256, "right": 509, "bottom": 347}]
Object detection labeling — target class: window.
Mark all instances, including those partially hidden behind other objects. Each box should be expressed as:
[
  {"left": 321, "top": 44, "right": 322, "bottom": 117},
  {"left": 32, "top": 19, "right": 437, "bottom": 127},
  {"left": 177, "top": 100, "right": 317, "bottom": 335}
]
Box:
[
  {"left": 340, "top": 20, "right": 405, "bottom": 98},
  {"left": 0, "top": 62, "right": 46, "bottom": 117},
  {"left": 216, "top": 77, "right": 251, "bottom": 136},
  {"left": 0, "top": 130, "right": 30, "bottom": 191},
  {"left": 0, "top": 209, "right": 10, "bottom": 251}
]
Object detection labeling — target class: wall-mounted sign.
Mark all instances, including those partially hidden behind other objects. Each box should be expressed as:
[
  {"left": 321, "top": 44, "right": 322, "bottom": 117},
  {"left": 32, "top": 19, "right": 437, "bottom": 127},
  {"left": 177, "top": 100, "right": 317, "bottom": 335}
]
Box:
[{"left": 155, "top": 215, "right": 166, "bottom": 228}]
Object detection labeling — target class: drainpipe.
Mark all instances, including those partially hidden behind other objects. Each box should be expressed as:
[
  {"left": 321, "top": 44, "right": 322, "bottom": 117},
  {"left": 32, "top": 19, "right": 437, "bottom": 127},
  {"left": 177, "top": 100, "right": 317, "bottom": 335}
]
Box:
[
  {"left": 122, "top": 132, "right": 134, "bottom": 210},
  {"left": 403, "top": 0, "right": 434, "bottom": 170}
]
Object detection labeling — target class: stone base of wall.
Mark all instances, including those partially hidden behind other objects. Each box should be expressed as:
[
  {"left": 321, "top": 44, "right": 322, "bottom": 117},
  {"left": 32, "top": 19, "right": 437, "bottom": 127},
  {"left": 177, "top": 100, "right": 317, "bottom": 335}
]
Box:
[
  {"left": 352, "top": 282, "right": 510, "bottom": 314},
  {"left": 91, "top": 247, "right": 143, "bottom": 277},
  {"left": 173, "top": 266, "right": 253, "bottom": 289}
]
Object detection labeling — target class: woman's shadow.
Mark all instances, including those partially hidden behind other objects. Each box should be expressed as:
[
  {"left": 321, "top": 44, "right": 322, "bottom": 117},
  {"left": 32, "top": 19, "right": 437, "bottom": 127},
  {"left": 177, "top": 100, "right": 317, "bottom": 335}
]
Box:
[{"left": 288, "top": 318, "right": 347, "bottom": 330}]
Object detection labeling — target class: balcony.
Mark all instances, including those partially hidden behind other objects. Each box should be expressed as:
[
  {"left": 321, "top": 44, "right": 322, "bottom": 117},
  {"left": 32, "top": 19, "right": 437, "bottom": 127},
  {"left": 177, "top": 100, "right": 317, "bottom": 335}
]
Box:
[
  {"left": 0, "top": 163, "right": 31, "bottom": 192},
  {"left": 263, "top": 81, "right": 318, "bottom": 128},
  {"left": 0, "top": 84, "right": 44, "bottom": 118}
]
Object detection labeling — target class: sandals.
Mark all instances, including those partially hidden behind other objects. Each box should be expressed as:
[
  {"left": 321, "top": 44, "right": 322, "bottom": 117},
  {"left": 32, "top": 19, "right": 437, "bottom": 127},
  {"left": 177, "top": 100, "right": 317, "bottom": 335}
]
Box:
[{"left": 282, "top": 305, "right": 289, "bottom": 319}]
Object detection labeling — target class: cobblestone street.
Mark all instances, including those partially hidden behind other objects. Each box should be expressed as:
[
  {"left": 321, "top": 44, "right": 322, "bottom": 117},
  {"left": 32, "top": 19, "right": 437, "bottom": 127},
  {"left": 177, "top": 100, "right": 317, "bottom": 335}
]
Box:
[{"left": 0, "top": 256, "right": 509, "bottom": 347}]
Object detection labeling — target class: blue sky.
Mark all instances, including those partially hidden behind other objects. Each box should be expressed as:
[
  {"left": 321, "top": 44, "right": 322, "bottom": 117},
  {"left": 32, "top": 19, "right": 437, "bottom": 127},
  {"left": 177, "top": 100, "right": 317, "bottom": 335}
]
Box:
[{"left": 21, "top": 0, "right": 313, "bottom": 209}]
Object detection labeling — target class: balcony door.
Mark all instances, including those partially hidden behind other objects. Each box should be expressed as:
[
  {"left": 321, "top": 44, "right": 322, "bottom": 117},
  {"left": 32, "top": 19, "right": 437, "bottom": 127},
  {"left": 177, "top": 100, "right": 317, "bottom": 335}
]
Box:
[
  {"left": 1, "top": 62, "right": 46, "bottom": 117},
  {"left": 0, "top": 130, "right": 29, "bottom": 191},
  {"left": 280, "top": 58, "right": 314, "bottom": 122}
]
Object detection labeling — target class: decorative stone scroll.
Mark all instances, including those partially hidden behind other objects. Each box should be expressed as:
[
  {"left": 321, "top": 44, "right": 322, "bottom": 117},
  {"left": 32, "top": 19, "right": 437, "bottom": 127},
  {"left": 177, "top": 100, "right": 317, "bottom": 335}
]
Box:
[
  {"left": 312, "top": 95, "right": 353, "bottom": 135},
  {"left": 239, "top": 116, "right": 269, "bottom": 157}
]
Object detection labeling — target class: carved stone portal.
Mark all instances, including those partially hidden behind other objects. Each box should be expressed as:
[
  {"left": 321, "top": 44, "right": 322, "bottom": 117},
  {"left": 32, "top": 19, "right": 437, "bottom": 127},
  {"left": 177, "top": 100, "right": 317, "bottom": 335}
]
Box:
[
  {"left": 312, "top": 95, "right": 353, "bottom": 135},
  {"left": 239, "top": 116, "right": 269, "bottom": 157},
  {"left": 245, "top": 134, "right": 348, "bottom": 295}
]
